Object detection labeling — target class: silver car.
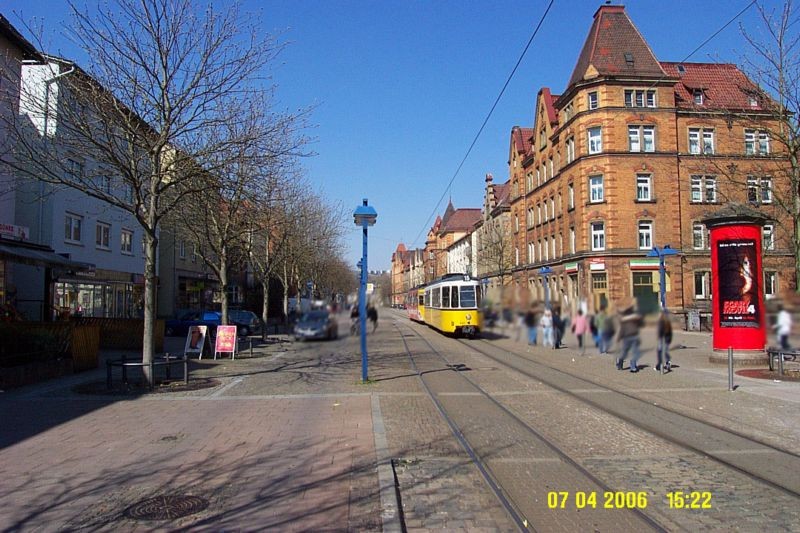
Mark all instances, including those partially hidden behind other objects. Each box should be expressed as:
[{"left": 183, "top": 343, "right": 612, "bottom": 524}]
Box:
[{"left": 293, "top": 310, "right": 338, "bottom": 341}]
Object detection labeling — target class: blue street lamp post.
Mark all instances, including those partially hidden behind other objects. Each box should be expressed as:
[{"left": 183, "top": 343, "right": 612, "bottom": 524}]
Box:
[
  {"left": 647, "top": 245, "right": 680, "bottom": 310},
  {"left": 540, "top": 266, "right": 553, "bottom": 309},
  {"left": 353, "top": 199, "right": 377, "bottom": 382}
]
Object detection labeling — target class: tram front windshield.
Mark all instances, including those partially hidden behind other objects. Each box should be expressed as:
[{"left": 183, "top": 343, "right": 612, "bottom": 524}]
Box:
[{"left": 460, "top": 286, "right": 477, "bottom": 308}]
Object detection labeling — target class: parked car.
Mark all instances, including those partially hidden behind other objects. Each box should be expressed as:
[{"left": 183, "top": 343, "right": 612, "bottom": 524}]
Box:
[
  {"left": 293, "top": 310, "right": 338, "bottom": 341},
  {"left": 229, "top": 310, "right": 263, "bottom": 337},
  {"left": 165, "top": 310, "right": 222, "bottom": 337},
  {"left": 166, "top": 309, "right": 263, "bottom": 337}
]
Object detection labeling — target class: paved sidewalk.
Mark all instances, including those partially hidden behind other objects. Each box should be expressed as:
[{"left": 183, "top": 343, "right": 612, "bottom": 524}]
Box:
[{"left": 0, "top": 312, "right": 797, "bottom": 531}]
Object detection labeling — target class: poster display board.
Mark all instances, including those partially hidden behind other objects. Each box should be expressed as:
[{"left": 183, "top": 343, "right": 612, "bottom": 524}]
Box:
[
  {"left": 184, "top": 325, "right": 208, "bottom": 357},
  {"left": 717, "top": 238, "right": 760, "bottom": 328},
  {"left": 709, "top": 223, "right": 766, "bottom": 351},
  {"left": 214, "top": 325, "right": 238, "bottom": 360}
]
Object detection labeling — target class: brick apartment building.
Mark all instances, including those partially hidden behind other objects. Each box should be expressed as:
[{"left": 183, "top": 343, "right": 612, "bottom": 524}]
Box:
[
  {"left": 423, "top": 203, "right": 481, "bottom": 283},
  {"left": 508, "top": 4, "right": 794, "bottom": 319}
]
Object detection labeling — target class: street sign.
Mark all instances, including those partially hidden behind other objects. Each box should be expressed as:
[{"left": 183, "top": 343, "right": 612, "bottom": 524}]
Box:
[{"left": 366, "top": 283, "right": 374, "bottom": 294}]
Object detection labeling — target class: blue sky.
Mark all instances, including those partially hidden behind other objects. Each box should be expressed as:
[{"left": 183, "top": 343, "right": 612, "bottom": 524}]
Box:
[{"left": 8, "top": 1, "right": 776, "bottom": 271}]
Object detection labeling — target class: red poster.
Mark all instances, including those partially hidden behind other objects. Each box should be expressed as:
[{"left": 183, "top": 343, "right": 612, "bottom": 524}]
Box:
[
  {"left": 717, "top": 239, "right": 760, "bottom": 328},
  {"left": 215, "top": 325, "right": 237, "bottom": 353}
]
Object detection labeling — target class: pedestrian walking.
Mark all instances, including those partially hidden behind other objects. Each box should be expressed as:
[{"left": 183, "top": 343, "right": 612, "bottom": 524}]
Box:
[
  {"left": 515, "top": 309, "right": 525, "bottom": 342},
  {"left": 595, "top": 305, "right": 611, "bottom": 354},
  {"left": 571, "top": 308, "right": 589, "bottom": 355},
  {"left": 367, "top": 305, "right": 378, "bottom": 332},
  {"left": 525, "top": 306, "right": 538, "bottom": 345},
  {"left": 656, "top": 310, "right": 672, "bottom": 372},
  {"left": 616, "top": 304, "right": 643, "bottom": 372},
  {"left": 775, "top": 304, "right": 792, "bottom": 351},
  {"left": 552, "top": 307, "right": 563, "bottom": 349},
  {"left": 589, "top": 312, "right": 599, "bottom": 348},
  {"left": 540, "top": 308, "right": 554, "bottom": 348}
]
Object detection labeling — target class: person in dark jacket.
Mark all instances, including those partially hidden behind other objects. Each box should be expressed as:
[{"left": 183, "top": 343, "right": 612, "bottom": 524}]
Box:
[
  {"left": 552, "top": 307, "right": 563, "bottom": 349},
  {"left": 616, "top": 304, "right": 643, "bottom": 372},
  {"left": 525, "top": 306, "right": 538, "bottom": 345},
  {"left": 656, "top": 310, "right": 673, "bottom": 372},
  {"left": 367, "top": 305, "right": 378, "bottom": 332}
]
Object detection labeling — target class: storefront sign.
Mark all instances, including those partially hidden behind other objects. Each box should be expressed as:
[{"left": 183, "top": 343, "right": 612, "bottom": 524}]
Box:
[
  {"left": 185, "top": 325, "right": 208, "bottom": 356},
  {"left": 589, "top": 259, "right": 605, "bottom": 271},
  {"left": 214, "top": 325, "right": 238, "bottom": 359},
  {"left": 564, "top": 262, "right": 579, "bottom": 273},
  {"left": 629, "top": 258, "right": 660, "bottom": 270},
  {"left": 0, "top": 223, "right": 29, "bottom": 240}
]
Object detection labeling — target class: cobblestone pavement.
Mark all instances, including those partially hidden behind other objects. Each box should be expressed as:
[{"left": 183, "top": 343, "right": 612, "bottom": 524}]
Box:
[
  {"left": 411, "top": 315, "right": 800, "bottom": 531},
  {"left": 1, "top": 309, "right": 798, "bottom": 531}
]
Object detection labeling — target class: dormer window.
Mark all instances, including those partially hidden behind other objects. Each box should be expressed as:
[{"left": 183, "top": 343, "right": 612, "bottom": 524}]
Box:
[
  {"left": 693, "top": 89, "right": 704, "bottom": 105},
  {"left": 624, "top": 52, "right": 634, "bottom": 68}
]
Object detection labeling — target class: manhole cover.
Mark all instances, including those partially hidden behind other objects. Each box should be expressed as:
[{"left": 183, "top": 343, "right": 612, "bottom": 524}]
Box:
[{"left": 124, "top": 494, "right": 209, "bottom": 520}]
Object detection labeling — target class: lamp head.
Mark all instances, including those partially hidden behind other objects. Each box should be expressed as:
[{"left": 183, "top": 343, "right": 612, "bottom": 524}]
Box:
[{"left": 353, "top": 198, "right": 378, "bottom": 227}]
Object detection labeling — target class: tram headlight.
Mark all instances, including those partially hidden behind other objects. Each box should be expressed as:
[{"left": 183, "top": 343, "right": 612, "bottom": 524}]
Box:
[{"left": 465, "top": 313, "right": 472, "bottom": 321}]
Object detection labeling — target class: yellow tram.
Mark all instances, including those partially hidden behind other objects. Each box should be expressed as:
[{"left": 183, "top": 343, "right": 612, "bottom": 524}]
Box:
[{"left": 422, "top": 274, "right": 482, "bottom": 337}]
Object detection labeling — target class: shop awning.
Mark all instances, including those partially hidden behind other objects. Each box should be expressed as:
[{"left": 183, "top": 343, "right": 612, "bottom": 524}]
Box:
[{"left": 0, "top": 239, "right": 93, "bottom": 270}]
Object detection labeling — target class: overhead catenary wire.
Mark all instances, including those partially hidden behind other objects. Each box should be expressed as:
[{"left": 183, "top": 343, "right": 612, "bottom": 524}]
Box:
[{"left": 410, "top": 0, "right": 556, "bottom": 249}]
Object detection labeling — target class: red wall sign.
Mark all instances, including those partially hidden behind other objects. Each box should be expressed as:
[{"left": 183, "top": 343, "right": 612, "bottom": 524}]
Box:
[{"left": 710, "top": 224, "right": 766, "bottom": 350}]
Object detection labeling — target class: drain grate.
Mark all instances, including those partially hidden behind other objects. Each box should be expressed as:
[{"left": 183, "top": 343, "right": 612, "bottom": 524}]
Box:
[{"left": 124, "top": 494, "right": 208, "bottom": 521}]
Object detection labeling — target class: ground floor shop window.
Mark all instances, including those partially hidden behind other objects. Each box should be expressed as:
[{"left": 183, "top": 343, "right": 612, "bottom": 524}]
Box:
[{"left": 53, "top": 281, "right": 142, "bottom": 318}]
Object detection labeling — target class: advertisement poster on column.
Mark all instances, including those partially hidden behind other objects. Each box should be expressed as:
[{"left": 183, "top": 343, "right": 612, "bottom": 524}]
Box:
[{"left": 717, "top": 238, "right": 759, "bottom": 328}]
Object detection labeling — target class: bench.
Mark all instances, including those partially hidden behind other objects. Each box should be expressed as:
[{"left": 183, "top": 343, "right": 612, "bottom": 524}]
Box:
[
  {"left": 106, "top": 353, "right": 189, "bottom": 389},
  {"left": 766, "top": 347, "right": 800, "bottom": 375}
]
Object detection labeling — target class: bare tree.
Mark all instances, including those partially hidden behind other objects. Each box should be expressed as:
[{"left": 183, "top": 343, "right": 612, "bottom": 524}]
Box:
[
  {"left": 171, "top": 97, "right": 307, "bottom": 327},
  {"left": 477, "top": 218, "right": 514, "bottom": 305},
  {"left": 1, "top": 0, "right": 292, "bottom": 384},
  {"left": 274, "top": 192, "right": 347, "bottom": 321},
  {"left": 740, "top": 0, "right": 800, "bottom": 291}
]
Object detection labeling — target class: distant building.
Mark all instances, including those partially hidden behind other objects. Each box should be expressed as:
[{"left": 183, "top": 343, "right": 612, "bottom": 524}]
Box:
[{"left": 424, "top": 202, "right": 480, "bottom": 283}]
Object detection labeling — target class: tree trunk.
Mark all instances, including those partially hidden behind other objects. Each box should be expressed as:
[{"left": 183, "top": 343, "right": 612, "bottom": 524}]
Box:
[
  {"left": 261, "top": 279, "right": 270, "bottom": 340},
  {"left": 142, "top": 230, "right": 157, "bottom": 385},
  {"left": 219, "top": 248, "right": 229, "bottom": 325},
  {"left": 281, "top": 263, "right": 290, "bottom": 326}
]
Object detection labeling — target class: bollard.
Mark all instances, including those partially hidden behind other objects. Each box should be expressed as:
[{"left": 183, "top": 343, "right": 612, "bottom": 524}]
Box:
[
  {"left": 183, "top": 354, "right": 189, "bottom": 385},
  {"left": 121, "top": 353, "right": 127, "bottom": 384},
  {"left": 250, "top": 338, "right": 253, "bottom": 358},
  {"left": 728, "top": 347, "right": 734, "bottom": 391},
  {"left": 779, "top": 348, "right": 785, "bottom": 375}
]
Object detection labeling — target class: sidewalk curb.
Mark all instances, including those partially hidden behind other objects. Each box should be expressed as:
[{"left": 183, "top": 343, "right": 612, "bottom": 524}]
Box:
[{"left": 371, "top": 394, "right": 403, "bottom": 532}]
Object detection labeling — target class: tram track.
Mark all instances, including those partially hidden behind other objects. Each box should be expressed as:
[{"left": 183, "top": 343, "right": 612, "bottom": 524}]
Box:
[
  {"left": 459, "top": 336, "right": 800, "bottom": 499},
  {"left": 393, "top": 319, "right": 668, "bottom": 532}
]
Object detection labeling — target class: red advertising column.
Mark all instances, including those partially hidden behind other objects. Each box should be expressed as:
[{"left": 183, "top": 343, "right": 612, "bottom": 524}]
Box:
[{"left": 703, "top": 205, "right": 768, "bottom": 364}]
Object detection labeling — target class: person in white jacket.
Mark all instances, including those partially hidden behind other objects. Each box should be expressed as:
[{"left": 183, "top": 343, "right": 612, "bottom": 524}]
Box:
[{"left": 776, "top": 305, "right": 792, "bottom": 351}]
